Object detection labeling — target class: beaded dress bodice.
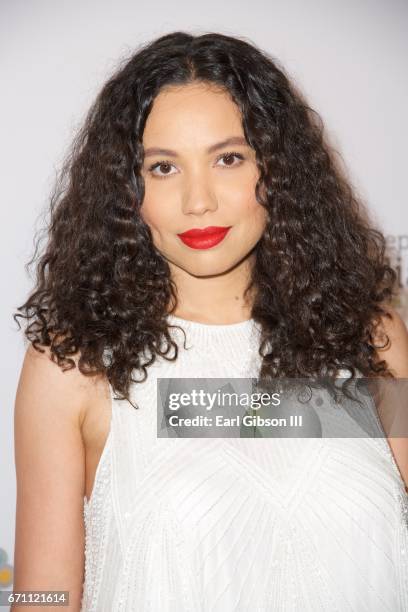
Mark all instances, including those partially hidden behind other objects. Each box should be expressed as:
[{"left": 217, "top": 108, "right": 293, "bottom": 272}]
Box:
[{"left": 80, "top": 315, "right": 408, "bottom": 611}]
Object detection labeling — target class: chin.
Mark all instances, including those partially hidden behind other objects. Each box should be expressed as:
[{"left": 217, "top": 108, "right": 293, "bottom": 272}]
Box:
[{"left": 179, "top": 258, "right": 243, "bottom": 278}]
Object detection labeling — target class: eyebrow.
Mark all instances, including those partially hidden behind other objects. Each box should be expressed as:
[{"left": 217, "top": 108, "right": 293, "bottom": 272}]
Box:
[{"left": 143, "top": 136, "right": 249, "bottom": 158}]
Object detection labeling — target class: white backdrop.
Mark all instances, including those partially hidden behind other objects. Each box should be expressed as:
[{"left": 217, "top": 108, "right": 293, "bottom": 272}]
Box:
[{"left": 1, "top": 0, "right": 407, "bottom": 590}]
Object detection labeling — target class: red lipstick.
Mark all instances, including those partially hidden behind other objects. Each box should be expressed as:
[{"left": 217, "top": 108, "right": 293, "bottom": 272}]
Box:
[{"left": 177, "top": 226, "right": 232, "bottom": 250}]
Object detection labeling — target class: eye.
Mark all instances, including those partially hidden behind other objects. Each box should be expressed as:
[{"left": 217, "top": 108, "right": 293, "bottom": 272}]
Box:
[
  {"left": 147, "top": 151, "right": 245, "bottom": 179},
  {"left": 216, "top": 151, "right": 245, "bottom": 168},
  {"left": 148, "top": 160, "right": 177, "bottom": 179}
]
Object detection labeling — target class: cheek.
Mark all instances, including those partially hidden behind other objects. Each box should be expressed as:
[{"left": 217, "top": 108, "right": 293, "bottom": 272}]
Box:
[
  {"left": 233, "top": 182, "right": 266, "bottom": 222},
  {"left": 140, "top": 195, "right": 168, "bottom": 229},
  {"left": 239, "top": 188, "right": 268, "bottom": 234},
  {"left": 251, "top": 205, "right": 268, "bottom": 237},
  {"left": 225, "top": 167, "right": 261, "bottom": 209},
  {"left": 140, "top": 179, "right": 161, "bottom": 224},
  {"left": 242, "top": 174, "right": 267, "bottom": 223}
]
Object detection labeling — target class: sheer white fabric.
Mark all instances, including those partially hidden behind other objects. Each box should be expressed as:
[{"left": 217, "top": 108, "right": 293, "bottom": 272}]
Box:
[{"left": 81, "top": 316, "right": 408, "bottom": 611}]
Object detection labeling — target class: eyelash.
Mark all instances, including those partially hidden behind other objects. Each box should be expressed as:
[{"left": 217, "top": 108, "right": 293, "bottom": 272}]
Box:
[{"left": 147, "top": 151, "right": 245, "bottom": 179}]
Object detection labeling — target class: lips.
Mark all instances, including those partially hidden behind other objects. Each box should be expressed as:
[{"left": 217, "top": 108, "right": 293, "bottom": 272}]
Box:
[{"left": 177, "top": 226, "right": 232, "bottom": 250}]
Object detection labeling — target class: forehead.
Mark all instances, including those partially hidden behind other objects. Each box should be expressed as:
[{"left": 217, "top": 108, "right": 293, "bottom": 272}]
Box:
[{"left": 142, "top": 82, "right": 244, "bottom": 146}]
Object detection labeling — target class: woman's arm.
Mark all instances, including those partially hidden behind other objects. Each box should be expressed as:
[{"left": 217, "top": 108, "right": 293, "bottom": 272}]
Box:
[
  {"left": 12, "top": 344, "right": 91, "bottom": 611},
  {"left": 373, "top": 306, "right": 408, "bottom": 491}
]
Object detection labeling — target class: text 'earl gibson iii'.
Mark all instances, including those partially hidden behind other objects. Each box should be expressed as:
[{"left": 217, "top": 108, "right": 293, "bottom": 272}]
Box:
[{"left": 167, "top": 414, "right": 304, "bottom": 428}]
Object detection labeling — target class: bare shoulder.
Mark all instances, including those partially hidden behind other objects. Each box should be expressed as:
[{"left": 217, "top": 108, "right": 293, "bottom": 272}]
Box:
[
  {"left": 13, "top": 342, "right": 110, "bottom": 607},
  {"left": 18, "top": 342, "right": 110, "bottom": 427},
  {"left": 372, "top": 304, "right": 408, "bottom": 377},
  {"left": 16, "top": 343, "right": 112, "bottom": 491}
]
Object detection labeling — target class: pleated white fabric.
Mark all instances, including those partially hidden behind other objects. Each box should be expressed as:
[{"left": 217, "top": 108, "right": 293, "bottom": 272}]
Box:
[{"left": 81, "top": 315, "right": 408, "bottom": 611}]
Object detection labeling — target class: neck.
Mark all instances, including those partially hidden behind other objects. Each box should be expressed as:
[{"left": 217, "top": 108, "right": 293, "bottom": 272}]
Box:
[{"left": 167, "top": 255, "right": 256, "bottom": 325}]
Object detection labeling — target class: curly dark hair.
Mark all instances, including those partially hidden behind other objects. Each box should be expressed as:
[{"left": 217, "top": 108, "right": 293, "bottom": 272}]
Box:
[{"left": 13, "top": 30, "right": 398, "bottom": 406}]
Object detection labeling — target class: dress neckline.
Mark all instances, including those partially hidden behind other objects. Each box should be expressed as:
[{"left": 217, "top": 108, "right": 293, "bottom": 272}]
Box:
[{"left": 166, "top": 313, "right": 255, "bottom": 331}]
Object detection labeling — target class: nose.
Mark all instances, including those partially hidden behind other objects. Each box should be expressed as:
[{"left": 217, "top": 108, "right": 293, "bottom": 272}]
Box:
[{"left": 181, "top": 174, "right": 219, "bottom": 216}]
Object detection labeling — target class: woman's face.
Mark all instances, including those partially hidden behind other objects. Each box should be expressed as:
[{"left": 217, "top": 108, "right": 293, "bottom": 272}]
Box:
[{"left": 140, "top": 81, "right": 268, "bottom": 279}]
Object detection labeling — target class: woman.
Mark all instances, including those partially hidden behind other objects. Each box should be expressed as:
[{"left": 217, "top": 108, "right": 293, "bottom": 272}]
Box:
[{"left": 13, "top": 31, "right": 408, "bottom": 611}]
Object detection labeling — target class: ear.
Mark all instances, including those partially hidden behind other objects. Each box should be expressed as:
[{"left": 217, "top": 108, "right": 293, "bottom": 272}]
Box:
[{"left": 372, "top": 305, "right": 408, "bottom": 377}]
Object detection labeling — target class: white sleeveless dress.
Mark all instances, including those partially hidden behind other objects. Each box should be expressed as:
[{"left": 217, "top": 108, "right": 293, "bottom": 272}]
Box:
[{"left": 80, "top": 315, "right": 408, "bottom": 611}]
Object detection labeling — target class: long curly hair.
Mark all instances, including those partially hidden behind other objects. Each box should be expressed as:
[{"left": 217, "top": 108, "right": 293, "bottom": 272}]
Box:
[{"left": 13, "top": 31, "right": 398, "bottom": 406}]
